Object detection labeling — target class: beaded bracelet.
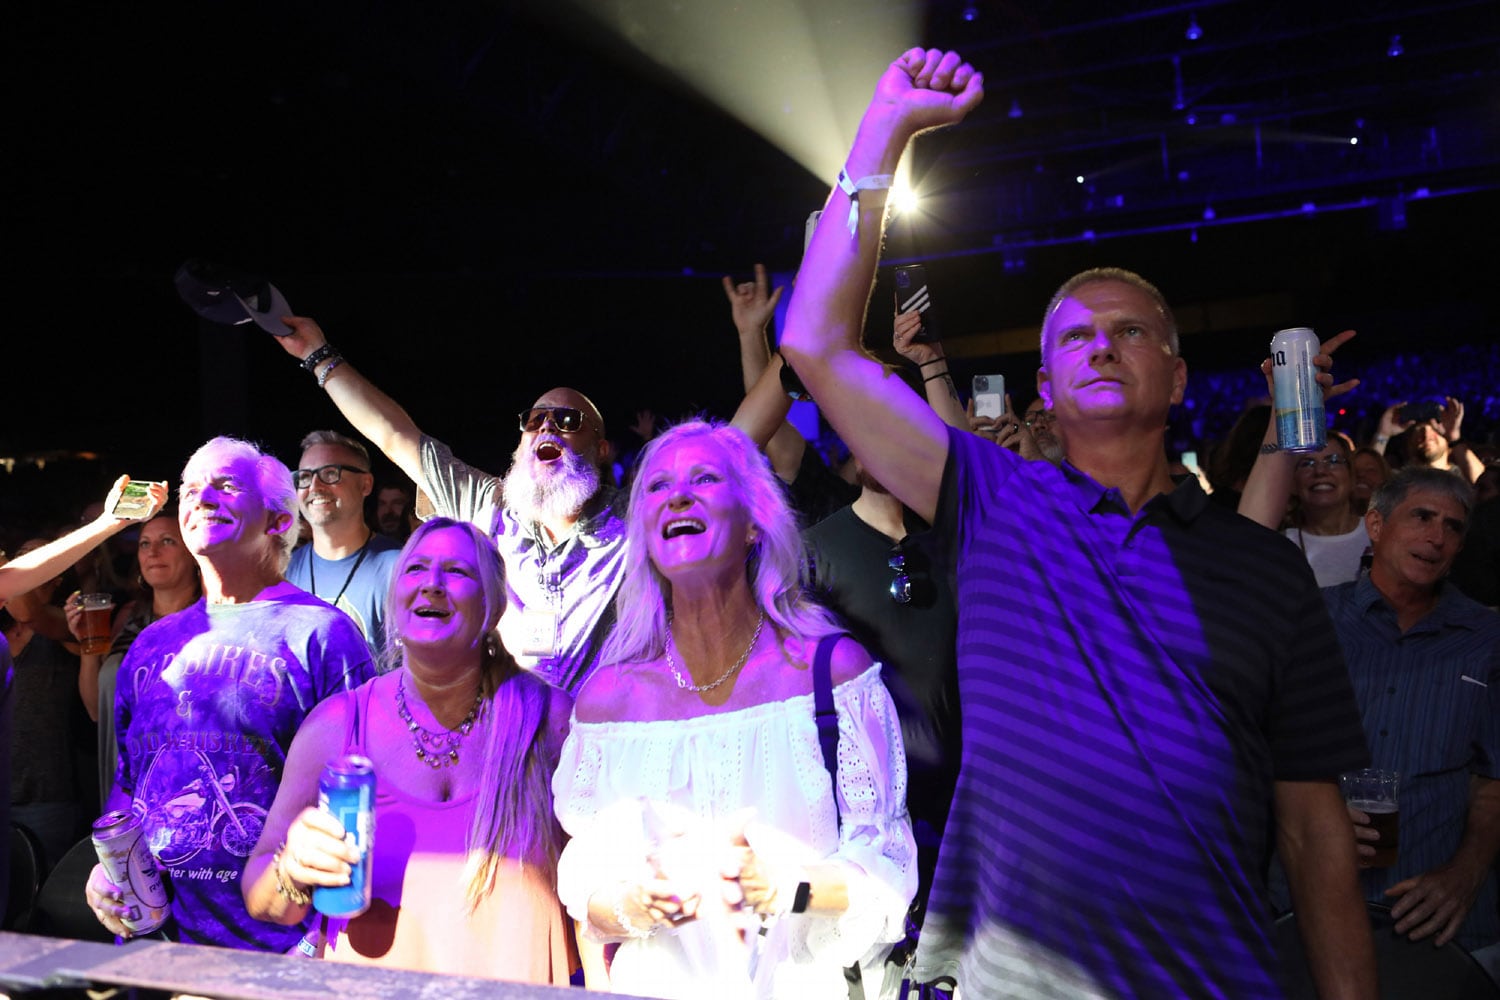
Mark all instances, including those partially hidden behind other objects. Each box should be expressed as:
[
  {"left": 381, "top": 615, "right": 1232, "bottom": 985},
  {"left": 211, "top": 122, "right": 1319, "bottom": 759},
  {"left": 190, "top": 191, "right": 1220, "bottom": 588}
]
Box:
[
  {"left": 316, "top": 356, "right": 344, "bottom": 388},
  {"left": 272, "top": 841, "right": 311, "bottom": 906}
]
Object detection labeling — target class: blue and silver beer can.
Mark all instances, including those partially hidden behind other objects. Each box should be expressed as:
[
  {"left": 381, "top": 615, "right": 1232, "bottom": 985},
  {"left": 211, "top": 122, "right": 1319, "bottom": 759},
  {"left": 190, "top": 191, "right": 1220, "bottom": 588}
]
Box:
[
  {"left": 1270, "top": 326, "right": 1326, "bottom": 454},
  {"left": 314, "top": 754, "right": 375, "bottom": 918}
]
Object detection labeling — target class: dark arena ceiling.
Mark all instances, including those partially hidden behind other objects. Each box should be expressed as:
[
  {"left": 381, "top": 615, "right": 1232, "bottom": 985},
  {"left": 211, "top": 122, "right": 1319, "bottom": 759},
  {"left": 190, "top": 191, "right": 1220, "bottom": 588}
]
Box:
[{"left": 5, "top": 0, "right": 1499, "bottom": 484}]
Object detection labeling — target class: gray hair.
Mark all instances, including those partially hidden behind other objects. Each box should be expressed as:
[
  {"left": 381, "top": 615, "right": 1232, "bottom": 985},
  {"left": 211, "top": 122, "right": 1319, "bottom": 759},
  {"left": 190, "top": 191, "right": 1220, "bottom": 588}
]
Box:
[
  {"left": 1369, "top": 466, "right": 1475, "bottom": 530},
  {"left": 298, "top": 429, "right": 371, "bottom": 468},
  {"left": 181, "top": 436, "right": 299, "bottom": 572}
]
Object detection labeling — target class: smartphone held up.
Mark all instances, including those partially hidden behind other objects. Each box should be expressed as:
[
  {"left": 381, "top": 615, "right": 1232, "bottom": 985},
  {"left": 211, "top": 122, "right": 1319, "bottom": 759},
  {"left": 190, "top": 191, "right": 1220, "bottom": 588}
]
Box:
[
  {"left": 972, "top": 374, "right": 1006, "bottom": 420},
  {"left": 107, "top": 479, "right": 168, "bottom": 521},
  {"left": 894, "top": 264, "right": 939, "bottom": 344}
]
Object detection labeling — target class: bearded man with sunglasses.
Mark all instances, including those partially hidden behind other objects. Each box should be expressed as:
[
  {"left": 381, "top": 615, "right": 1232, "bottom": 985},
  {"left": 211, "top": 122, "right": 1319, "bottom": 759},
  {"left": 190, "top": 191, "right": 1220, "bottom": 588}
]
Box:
[{"left": 271, "top": 317, "right": 622, "bottom": 694}]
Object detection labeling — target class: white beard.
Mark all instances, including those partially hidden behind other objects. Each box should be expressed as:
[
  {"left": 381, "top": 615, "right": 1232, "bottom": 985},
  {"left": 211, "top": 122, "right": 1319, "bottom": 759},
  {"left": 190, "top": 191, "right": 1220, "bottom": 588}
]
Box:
[{"left": 502, "top": 438, "right": 602, "bottom": 526}]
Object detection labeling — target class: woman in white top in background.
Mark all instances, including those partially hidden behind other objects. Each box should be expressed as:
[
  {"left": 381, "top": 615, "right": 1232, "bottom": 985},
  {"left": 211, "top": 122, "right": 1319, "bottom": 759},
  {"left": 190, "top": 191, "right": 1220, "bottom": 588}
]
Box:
[
  {"left": 1240, "top": 331, "right": 1370, "bottom": 587},
  {"left": 553, "top": 420, "right": 915, "bottom": 1000}
]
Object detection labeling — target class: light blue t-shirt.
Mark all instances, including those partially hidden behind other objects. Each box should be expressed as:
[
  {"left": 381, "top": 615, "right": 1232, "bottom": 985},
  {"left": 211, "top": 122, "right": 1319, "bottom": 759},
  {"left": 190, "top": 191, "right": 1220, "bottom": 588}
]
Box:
[{"left": 285, "top": 532, "right": 401, "bottom": 659}]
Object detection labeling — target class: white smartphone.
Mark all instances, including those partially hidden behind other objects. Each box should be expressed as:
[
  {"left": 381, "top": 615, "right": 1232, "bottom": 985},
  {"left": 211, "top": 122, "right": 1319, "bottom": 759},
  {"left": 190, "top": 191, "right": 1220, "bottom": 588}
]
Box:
[{"left": 972, "top": 374, "right": 1005, "bottom": 419}]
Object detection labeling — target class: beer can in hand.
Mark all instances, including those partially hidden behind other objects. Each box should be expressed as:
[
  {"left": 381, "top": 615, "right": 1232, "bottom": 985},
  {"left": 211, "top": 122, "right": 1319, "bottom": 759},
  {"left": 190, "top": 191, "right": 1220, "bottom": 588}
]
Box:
[
  {"left": 92, "top": 810, "right": 170, "bottom": 935},
  {"left": 314, "top": 754, "right": 376, "bottom": 918},
  {"left": 1270, "top": 327, "right": 1326, "bottom": 454}
]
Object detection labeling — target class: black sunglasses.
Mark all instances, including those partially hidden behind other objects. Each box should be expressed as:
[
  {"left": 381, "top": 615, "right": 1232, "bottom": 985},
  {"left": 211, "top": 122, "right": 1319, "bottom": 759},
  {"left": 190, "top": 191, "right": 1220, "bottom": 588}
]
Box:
[
  {"left": 518, "top": 406, "right": 589, "bottom": 434},
  {"left": 888, "top": 543, "right": 934, "bottom": 606},
  {"left": 293, "top": 464, "right": 368, "bottom": 489}
]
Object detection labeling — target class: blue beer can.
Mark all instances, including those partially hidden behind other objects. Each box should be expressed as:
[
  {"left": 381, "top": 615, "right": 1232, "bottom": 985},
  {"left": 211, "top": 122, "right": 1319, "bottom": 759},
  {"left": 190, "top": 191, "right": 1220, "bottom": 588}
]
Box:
[
  {"left": 1270, "top": 326, "right": 1326, "bottom": 454},
  {"left": 314, "top": 754, "right": 375, "bottom": 918}
]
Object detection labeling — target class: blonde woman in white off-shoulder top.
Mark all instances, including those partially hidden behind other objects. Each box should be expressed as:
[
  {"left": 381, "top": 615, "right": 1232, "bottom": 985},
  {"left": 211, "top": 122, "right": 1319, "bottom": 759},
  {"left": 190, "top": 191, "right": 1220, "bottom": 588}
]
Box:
[{"left": 553, "top": 420, "right": 916, "bottom": 1000}]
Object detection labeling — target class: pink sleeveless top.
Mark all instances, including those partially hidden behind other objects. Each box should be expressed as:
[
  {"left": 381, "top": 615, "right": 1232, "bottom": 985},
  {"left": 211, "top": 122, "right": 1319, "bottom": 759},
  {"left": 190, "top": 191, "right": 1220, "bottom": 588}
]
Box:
[{"left": 320, "top": 683, "right": 574, "bottom": 983}]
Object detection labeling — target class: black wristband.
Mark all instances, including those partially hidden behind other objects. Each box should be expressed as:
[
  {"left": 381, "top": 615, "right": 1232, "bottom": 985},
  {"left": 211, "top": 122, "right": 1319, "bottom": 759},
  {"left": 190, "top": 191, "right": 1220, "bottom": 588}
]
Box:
[
  {"left": 299, "top": 343, "right": 338, "bottom": 372},
  {"left": 923, "top": 370, "right": 951, "bottom": 384},
  {"left": 917, "top": 358, "right": 947, "bottom": 369},
  {"left": 790, "top": 881, "right": 812, "bottom": 914}
]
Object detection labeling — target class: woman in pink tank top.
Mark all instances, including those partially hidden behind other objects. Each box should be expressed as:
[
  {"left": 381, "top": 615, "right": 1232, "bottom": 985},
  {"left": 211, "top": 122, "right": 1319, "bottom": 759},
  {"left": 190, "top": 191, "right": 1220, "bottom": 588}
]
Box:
[{"left": 241, "top": 518, "right": 576, "bottom": 982}]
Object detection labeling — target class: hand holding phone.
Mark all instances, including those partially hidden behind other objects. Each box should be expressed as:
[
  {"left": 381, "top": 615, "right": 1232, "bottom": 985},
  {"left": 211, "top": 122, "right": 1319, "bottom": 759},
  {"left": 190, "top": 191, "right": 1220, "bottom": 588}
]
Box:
[
  {"left": 106, "top": 477, "right": 169, "bottom": 521},
  {"left": 1397, "top": 401, "right": 1441, "bottom": 425},
  {"left": 972, "top": 374, "right": 1005, "bottom": 419},
  {"left": 894, "top": 264, "right": 938, "bottom": 344}
]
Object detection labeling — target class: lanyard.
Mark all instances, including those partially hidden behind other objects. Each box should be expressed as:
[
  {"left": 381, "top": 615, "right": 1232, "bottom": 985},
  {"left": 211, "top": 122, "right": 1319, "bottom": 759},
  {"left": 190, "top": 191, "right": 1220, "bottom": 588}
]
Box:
[{"left": 308, "top": 537, "right": 372, "bottom": 609}]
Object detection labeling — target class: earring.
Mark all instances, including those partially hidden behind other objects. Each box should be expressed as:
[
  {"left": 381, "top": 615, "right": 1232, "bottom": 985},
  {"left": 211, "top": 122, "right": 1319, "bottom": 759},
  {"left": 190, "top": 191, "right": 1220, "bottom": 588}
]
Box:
[{"left": 393, "top": 635, "right": 404, "bottom": 647}]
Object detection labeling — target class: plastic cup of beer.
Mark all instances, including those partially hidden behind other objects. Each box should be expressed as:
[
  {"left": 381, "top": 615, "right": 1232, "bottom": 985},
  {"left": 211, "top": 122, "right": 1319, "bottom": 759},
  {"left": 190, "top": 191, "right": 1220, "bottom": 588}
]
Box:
[
  {"left": 1340, "top": 768, "right": 1399, "bottom": 868},
  {"left": 79, "top": 593, "right": 116, "bottom": 655}
]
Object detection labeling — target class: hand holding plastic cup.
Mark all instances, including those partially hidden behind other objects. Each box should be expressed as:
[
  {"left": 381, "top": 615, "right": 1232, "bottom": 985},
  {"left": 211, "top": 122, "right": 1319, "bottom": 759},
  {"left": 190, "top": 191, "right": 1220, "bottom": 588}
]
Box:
[
  {"left": 78, "top": 593, "right": 116, "bottom": 655},
  {"left": 1340, "top": 768, "right": 1399, "bottom": 868}
]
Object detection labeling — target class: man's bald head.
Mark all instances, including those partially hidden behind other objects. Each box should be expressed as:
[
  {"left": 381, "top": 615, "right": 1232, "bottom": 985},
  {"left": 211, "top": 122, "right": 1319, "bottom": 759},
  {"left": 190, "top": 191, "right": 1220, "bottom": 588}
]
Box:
[{"left": 532, "top": 387, "right": 606, "bottom": 439}]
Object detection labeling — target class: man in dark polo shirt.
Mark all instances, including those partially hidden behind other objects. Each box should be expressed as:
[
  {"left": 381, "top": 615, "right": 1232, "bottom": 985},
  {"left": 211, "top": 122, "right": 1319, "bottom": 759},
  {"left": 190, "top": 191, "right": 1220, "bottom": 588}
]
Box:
[{"left": 781, "top": 47, "right": 1375, "bottom": 999}]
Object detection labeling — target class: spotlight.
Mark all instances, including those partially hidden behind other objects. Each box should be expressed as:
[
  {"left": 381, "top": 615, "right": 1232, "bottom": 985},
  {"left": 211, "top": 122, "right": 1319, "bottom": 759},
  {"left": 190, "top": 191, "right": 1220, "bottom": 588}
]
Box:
[
  {"left": 1349, "top": 137, "right": 1359, "bottom": 145},
  {"left": 1008, "top": 98, "right": 1023, "bottom": 119},
  {"left": 1387, "top": 34, "right": 1403, "bottom": 57},
  {"left": 1075, "top": 175, "right": 1085, "bottom": 184},
  {"left": 1202, "top": 205, "right": 1215, "bottom": 220},
  {"left": 890, "top": 181, "right": 920, "bottom": 215},
  {"left": 962, "top": 4, "right": 979, "bottom": 22},
  {"left": 1185, "top": 15, "right": 1203, "bottom": 41}
]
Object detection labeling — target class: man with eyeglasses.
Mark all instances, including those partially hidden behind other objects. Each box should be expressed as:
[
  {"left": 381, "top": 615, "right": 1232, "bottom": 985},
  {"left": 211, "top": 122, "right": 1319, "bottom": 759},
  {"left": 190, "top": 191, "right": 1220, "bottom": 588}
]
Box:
[
  {"left": 780, "top": 49, "right": 1373, "bottom": 998},
  {"left": 1020, "top": 397, "right": 1065, "bottom": 465},
  {"left": 284, "top": 430, "right": 402, "bottom": 657},
  {"left": 269, "top": 317, "right": 623, "bottom": 694}
]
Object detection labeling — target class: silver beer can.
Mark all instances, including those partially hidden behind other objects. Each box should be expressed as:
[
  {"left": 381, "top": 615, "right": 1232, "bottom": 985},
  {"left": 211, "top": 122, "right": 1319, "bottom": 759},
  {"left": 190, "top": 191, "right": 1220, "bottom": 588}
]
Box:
[
  {"left": 1270, "top": 326, "right": 1326, "bottom": 454},
  {"left": 91, "top": 809, "right": 170, "bottom": 934}
]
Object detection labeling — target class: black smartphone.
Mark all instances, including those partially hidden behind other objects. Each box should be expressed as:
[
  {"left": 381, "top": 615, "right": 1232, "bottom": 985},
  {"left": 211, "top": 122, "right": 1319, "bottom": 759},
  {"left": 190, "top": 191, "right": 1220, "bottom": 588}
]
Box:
[
  {"left": 894, "top": 264, "right": 938, "bottom": 344},
  {"left": 1398, "top": 401, "right": 1442, "bottom": 424}
]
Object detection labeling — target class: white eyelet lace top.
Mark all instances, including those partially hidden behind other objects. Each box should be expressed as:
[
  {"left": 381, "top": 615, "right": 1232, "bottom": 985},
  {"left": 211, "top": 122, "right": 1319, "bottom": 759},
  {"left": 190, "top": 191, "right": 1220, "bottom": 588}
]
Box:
[{"left": 553, "top": 663, "right": 917, "bottom": 1000}]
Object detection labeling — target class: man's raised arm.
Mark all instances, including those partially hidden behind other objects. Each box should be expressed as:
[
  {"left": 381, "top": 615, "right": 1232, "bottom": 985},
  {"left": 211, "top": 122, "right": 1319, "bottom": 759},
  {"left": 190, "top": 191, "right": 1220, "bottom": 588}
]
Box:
[
  {"left": 273, "top": 317, "right": 425, "bottom": 485},
  {"left": 779, "top": 49, "right": 983, "bottom": 525}
]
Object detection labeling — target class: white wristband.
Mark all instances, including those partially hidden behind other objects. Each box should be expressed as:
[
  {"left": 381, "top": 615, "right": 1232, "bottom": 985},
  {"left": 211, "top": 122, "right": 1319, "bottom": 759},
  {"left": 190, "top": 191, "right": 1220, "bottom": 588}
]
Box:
[{"left": 837, "top": 167, "right": 895, "bottom": 236}]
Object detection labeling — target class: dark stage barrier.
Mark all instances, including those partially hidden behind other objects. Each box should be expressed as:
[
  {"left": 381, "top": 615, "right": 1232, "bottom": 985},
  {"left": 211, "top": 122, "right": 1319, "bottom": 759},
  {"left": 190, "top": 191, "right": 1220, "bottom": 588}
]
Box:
[{"left": 0, "top": 931, "right": 625, "bottom": 999}]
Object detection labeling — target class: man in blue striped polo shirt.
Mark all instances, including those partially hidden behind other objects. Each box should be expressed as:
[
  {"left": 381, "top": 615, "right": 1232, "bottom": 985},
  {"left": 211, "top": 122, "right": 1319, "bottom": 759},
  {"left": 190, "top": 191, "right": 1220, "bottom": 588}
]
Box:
[
  {"left": 781, "top": 48, "right": 1377, "bottom": 999},
  {"left": 1325, "top": 467, "right": 1500, "bottom": 975}
]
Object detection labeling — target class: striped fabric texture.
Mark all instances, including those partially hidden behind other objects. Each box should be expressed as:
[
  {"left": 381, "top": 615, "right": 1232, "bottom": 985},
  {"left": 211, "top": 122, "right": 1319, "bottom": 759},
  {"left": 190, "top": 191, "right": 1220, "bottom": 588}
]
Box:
[
  {"left": 922, "top": 426, "right": 1367, "bottom": 999},
  {"left": 1325, "top": 575, "right": 1500, "bottom": 951}
]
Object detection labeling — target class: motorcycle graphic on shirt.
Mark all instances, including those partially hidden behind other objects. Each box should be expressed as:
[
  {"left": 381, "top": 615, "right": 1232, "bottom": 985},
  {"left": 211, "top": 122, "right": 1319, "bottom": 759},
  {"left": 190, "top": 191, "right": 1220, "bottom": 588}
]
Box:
[{"left": 137, "top": 749, "right": 270, "bottom": 867}]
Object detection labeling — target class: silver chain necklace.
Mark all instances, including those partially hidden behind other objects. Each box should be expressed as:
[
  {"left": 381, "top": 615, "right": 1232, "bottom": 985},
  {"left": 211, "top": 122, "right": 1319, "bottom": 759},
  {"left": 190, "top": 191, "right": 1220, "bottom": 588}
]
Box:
[
  {"left": 395, "top": 672, "right": 485, "bottom": 768},
  {"left": 665, "top": 611, "right": 766, "bottom": 693}
]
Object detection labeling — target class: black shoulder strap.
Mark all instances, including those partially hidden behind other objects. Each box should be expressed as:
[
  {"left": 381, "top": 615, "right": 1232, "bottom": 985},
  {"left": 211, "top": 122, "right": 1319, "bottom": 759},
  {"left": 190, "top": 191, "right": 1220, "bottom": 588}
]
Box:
[{"left": 813, "top": 632, "right": 841, "bottom": 818}]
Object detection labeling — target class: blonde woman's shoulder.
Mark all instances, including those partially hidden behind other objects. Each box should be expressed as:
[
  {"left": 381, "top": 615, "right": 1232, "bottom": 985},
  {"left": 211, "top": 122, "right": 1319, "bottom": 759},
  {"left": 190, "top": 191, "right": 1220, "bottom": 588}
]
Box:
[
  {"left": 779, "top": 632, "right": 874, "bottom": 686},
  {"left": 572, "top": 656, "right": 661, "bottom": 724}
]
